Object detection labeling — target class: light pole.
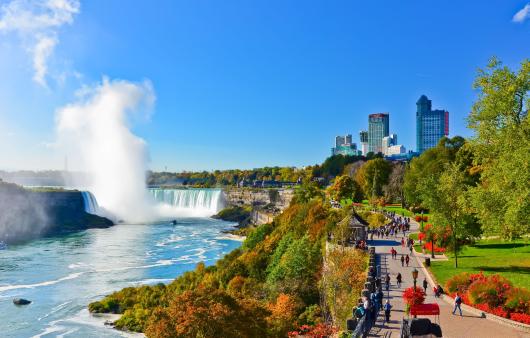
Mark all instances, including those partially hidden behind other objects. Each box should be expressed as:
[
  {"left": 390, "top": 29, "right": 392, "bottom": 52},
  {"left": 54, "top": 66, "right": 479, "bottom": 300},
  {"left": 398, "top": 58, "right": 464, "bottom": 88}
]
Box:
[
  {"left": 412, "top": 268, "right": 419, "bottom": 318},
  {"left": 420, "top": 211, "right": 424, "bottom": 232}
]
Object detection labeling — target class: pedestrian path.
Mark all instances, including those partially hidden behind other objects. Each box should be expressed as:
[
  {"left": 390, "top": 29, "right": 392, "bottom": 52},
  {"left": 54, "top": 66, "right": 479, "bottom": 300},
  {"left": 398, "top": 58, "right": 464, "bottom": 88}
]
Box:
[{"left": 367, "top": 221, "right": 529, "bottom": 338}]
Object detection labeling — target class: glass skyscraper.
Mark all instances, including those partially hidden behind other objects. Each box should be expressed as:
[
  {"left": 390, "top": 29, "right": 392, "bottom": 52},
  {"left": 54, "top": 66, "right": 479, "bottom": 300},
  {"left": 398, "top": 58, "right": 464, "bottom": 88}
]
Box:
[
  {"left": 416, "top": 95, "right": 449, "bottom": 153},
  {"left": 368, "top": 113, "right": 389, "bottom": 154}
]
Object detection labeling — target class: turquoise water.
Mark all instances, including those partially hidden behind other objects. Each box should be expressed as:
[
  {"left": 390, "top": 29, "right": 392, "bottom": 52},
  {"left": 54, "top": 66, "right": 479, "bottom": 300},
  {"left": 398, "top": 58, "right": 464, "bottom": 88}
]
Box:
[{"left": 0, "top": 218, "right": 242, "bottom": 337}]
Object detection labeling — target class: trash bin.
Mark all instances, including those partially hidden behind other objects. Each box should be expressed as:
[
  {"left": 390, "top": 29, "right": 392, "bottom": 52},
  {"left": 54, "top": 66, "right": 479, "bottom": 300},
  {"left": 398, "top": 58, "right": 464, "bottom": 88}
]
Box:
[{"left": 425, "top": 258, "right": 431, "bottom": 267}]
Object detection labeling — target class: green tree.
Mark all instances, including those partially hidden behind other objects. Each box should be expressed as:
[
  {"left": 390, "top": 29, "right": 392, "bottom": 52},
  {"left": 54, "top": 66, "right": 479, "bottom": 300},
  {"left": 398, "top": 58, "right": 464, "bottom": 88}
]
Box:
[
  {"left": 384, "top": 163, "right": 406, "bottom": 206},
  {"left": 420, "top": 163, "right": 471, "bottom": 268},
  {"left": 355, "top": 158, "right": 392, "bottom": 200},
  {"left": 403, "top": 136, "right": 466, "bottom": 208},
  {"left": 467, "top": 57, "right": 530, "bottom": 239}
]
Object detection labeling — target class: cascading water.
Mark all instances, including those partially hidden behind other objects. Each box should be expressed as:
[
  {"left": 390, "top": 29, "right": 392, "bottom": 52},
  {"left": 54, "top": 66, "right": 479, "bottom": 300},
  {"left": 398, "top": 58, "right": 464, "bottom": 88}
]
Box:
[
  {"left": 148, "top": 188, "right": 224, "bottom": 217},
  {"left": 81, "top": 191, "right": 100, "bottom": 215}
]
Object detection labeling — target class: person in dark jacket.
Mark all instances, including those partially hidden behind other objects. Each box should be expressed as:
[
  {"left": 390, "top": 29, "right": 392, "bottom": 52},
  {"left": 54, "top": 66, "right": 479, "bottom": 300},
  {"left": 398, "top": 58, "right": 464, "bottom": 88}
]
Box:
[
  {"left": 423, "top": 278, "right": 428, "bottom": 294},
  {"left": 396, "top": 273, "right": 402, "bottom": 288},
  {"left": 384, "top": 300, "right": 392, "bottom": 323}
]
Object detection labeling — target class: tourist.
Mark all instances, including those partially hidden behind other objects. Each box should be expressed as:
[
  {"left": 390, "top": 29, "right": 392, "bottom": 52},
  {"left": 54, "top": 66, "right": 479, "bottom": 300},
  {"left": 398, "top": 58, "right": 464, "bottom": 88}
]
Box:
[
  {"left": 400, "top": 255, "right": 405, "bottom": 267},
  {"left": 377, "top": 287, "right": 384, "bottom": 310},
  {"left": 396, "top": 273, "right": 402, "bottom": 288},
  {"left": 423, "top": 278, "right": 428, "bottom": 293},
  {"left": 452, "top": 293, "right": 463, "bottom": 316},
  {"left": 385, "top": 274, "right": 390, "bottom": 291},
  {"left": 405, "top": 255, "right": 410, "bottom": 267},
  {"left": 401, "top": 238, "right": 405, "bottom": 247},
  {"left": 384, "top": 300, "right": 392, "bottom": 323}
]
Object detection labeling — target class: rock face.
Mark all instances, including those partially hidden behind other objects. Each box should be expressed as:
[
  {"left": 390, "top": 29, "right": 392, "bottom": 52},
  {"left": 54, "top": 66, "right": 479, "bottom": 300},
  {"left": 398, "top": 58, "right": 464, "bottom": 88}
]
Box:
[
  {"left": 0, "top": 181, "right": 113, "bottom": 244},
  {"left": 13, "top": 298, "right": 31, "bottom": 305},
  {"left": 224, "top": 188, "right": 293, "bottom": 210},
  {"left": 223, "top": 188, "right": 294, "bottom": 225}
]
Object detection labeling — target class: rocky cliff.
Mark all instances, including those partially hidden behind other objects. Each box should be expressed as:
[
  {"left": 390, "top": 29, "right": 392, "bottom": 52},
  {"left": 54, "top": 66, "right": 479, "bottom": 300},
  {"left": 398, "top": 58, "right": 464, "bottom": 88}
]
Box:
[
  {"left": 223, "top": 188, "right": 294, "bottom": 225},
  {"left": 0, "top": 182, "right": 113, "bottom": 244}
]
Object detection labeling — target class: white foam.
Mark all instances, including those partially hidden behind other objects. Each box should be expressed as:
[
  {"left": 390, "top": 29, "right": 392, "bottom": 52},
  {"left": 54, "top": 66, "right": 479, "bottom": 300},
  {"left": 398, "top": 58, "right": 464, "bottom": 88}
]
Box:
[{"left": 0, "top": 272, "right": 85, "bottom": 292}]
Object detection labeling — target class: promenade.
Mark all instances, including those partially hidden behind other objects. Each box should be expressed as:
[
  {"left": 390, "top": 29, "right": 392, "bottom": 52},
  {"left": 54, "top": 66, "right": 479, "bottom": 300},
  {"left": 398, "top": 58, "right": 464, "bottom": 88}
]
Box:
[{"left": 367, "top": 221, "right": 529, "bottom": 338}]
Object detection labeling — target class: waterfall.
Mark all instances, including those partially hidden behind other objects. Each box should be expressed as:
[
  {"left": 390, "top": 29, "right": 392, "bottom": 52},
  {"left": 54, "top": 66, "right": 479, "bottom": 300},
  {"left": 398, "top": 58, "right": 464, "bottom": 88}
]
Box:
[
  {"left": 81, "top": 191, "right": 100, "bottom": 215},
  {"left": 148, "top": 188, "right": 224, "bottom": 217}
]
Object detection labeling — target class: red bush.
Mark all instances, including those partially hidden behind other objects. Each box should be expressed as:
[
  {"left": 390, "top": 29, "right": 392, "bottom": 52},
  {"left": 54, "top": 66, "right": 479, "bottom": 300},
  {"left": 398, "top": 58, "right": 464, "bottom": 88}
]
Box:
[
  {"left": 468, "top": 274, "right": 512, "bottom": 308},
  {"left": 510, "top": 313, "right": 530, "bottom": 325},
  {"left": 422, "top": 216, "right": 428, "bottom": 222},
  {"left": 418, "top": 232, "right": 426, "bottom": 241},
  {"left": 504, "top": 287, "right": 530, "bottom": 314},
  {"left": 415, "top": 215, "right": 422, "bottom": 222},
  {"left": 402, "top": 287, "right": 426, "bottom": 306}
]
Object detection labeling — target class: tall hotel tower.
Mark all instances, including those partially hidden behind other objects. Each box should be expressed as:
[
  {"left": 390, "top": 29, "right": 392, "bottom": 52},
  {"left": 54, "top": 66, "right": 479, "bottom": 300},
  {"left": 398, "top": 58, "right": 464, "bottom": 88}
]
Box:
[{"left": 416, "top": 95, "right": 449, "bottom": 153}]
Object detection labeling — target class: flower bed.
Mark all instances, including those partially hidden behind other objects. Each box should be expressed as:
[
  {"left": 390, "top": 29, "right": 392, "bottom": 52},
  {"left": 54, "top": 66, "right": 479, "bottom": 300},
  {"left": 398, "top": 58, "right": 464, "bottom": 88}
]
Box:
[{"left": 445, "top": 272, "right": 530, "bottom": 325}]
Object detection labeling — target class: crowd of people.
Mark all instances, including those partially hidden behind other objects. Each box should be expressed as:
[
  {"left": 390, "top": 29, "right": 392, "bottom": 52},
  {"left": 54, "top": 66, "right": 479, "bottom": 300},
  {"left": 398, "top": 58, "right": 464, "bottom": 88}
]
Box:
[{"left": 369, "top": 212, "right": 411, "bottom": 240}]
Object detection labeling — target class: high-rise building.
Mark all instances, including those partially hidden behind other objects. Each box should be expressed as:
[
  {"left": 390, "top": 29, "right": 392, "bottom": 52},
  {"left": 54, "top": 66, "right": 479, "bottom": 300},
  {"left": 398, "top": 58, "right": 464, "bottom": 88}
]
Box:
[
  {"left": 332, "top": 134, "right": 358, "bottom": 156},
  {"left": 368, "top": 113, "right": 389, "bottom": 154},
  {"left": 359, "top": 130, "right": 368, "bottom": 156},
  {"left": 416, "top": 95, "right": 449, "bottom": 153}
]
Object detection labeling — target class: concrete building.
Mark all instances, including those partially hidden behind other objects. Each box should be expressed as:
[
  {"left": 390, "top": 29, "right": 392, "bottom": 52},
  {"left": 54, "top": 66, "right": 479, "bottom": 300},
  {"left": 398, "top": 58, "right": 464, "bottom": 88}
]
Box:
[
  {"left": 359, "top": 130, "right": 368, "bottom": 156},
  {"left": 332, "top": 134, "right": 358, "bottom": 156},
  {"left": 416, "top": 95, "right": 449, "bottom": 153},
  {"left": 368, "top": 113, "right": 389, "bottom": 154}
]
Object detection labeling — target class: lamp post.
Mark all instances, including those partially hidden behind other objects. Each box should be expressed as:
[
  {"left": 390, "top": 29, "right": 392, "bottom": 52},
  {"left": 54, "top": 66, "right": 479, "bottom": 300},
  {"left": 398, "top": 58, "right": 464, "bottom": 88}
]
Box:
[
  {"left": 412, "top": 268, "right": 419, "bottom": 318},
  {"left": 420, "top": 211, "right": 424, "bottom": 232}
]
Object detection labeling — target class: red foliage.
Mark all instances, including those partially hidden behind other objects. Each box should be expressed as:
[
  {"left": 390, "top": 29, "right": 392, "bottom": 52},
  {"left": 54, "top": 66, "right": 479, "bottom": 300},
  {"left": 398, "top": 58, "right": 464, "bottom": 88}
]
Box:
[
  {"left": 423, "top": 242, "right": 445, "bottom": 253},
  {"left": 422, "top": 215, "right": 428, "bottom": 222},
  {"left": 415, "top": 215, "right": 422, "bottom": 222},
  {"left": 418, "top": 232, "right": 426, "bottom": 241},
  {"left": 402, "top": 287, "right": 426, "bottom": 306},
  {"left": 288, "top": 323, "right": 337, "bottom": 338},
  {"left": 510, "top": 313, "right": 530, "bottom": 325}
]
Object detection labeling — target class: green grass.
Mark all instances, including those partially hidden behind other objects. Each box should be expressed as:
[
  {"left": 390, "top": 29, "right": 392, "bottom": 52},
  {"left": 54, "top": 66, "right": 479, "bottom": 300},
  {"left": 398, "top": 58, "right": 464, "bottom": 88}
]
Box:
[
  {"left": 429, "top": 238, "right": 530, "bottom": 289},
  {"left": 383, "top": 205, "right": 413, "bottom": 217}
]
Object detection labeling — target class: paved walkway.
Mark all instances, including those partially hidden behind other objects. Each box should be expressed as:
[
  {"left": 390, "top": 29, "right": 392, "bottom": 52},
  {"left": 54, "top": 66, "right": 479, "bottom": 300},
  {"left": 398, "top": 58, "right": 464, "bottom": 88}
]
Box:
[{"left": 367, "top": 221, "right": 530, "bottom": 338}]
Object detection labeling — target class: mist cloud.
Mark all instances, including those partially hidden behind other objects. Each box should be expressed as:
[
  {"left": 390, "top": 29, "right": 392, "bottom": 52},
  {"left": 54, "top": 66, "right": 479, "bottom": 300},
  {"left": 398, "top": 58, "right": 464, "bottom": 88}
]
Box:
[{"left": 56, "top": 78, "right": 156, "bottom": 222}]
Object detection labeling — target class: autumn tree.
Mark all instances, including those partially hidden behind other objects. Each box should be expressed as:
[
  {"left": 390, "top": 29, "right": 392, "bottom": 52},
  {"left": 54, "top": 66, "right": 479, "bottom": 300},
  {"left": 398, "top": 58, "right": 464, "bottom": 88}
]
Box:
[{"left": 355, "top": 158, "right": 392, "bottom": 200}]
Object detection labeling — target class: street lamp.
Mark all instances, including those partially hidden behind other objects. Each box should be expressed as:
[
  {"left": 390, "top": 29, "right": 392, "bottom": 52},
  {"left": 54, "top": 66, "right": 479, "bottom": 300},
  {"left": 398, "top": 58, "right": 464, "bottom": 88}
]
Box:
[
  {"left": 420, "top": 211, "right": 424, "bottom": 232},
  {"left": 412, "top": 268, "right": 419, "bottom": 318}
]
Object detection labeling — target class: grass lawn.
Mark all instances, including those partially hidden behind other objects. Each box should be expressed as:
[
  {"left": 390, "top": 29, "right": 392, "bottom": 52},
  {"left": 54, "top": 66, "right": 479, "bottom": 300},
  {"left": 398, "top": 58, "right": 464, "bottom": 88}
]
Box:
[
  {"left": 429, "top": 238, "right": 530, "bottom": 289},
  {"left": 383, "top": 205, "right": 414, "bottom": 217}
]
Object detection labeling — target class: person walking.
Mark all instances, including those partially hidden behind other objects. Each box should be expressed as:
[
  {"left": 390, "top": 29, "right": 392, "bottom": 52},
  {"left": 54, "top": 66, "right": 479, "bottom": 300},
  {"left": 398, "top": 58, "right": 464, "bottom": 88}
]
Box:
[
  {"left": 384, "top": 300, "right": 392, "bottom": 323},
  {"left": 405, "top": 255, "right": 410, "bottom": 267},
  {"left": 400, "top": 255, "right": 405, "bottom": 267},
  {"left": 396, "top": 273, "right": 402, "bottom": 288},
  {"left": 423, "top": 278, "right": 428, "bottom": 294},
  {"left": 453, "top": 293, "right": 463, "bottom": 316}
]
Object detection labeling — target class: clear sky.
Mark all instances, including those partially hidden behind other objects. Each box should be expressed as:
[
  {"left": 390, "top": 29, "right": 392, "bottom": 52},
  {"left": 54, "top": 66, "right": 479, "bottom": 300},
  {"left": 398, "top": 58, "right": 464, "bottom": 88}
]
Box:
[{"left": 0, "top": 0, "right": 529, "bottom": 171}]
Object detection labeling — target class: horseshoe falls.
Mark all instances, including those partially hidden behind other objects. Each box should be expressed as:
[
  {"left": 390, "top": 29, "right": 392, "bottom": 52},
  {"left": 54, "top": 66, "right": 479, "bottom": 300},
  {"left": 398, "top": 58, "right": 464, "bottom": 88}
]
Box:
[{"left": 148, "top": 188, "right": 225, "bottom": 217}]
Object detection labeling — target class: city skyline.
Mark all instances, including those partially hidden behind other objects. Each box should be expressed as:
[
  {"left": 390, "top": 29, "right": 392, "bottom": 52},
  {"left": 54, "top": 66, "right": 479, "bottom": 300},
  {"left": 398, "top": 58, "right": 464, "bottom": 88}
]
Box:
[{"left": 0, "top": 1, "right": 529, "bottom": 171}]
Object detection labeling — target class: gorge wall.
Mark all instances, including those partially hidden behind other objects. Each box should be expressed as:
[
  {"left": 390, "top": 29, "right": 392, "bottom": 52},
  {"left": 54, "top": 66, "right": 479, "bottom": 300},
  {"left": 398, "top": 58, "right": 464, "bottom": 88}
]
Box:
[
  {"left": 224, "top": 188, "right": 294, "bottom": 225},
  {"left": 0, "top": 182, "right": 113, "bottom": 244}
]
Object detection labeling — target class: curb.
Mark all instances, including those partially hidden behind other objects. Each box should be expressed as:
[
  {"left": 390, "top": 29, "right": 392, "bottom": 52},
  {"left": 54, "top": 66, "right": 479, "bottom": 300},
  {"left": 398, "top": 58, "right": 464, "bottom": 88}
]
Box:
[{"left": 413, "top": 251, "right": 530, "bottom": 334}]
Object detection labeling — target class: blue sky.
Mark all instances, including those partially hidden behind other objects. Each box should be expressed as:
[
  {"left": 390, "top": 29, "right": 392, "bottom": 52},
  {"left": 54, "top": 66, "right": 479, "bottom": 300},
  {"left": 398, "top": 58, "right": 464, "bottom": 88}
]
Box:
[{"left": 0, "top": 0, "right": 529, "bottom": 171}]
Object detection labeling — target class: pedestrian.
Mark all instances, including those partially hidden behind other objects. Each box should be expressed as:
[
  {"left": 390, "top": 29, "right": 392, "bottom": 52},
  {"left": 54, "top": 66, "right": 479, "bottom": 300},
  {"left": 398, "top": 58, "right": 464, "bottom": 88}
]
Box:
[
  {"left": 405, "top": 255, "right": 410, "bottom": 267},
  {"left": 384, "top": 300, "right": 392, "bottom": 323},
  {"left": 423, "top": 278, "right": 428, "bottom": 294},
  {"left": 377, "top": 287, "right": 384, "bottom": 310},
  {"left": 401, "top": 238, "right": 405, "bottom": 247},
  {"left": 453, "top": 293, "right": 463, "bottom": 316},
  {"left": 400, "top": 255, "right": 405, "bottom": 267},
  {"left": 396, "top": 273, "right": 402, "bottom": 288},
  {"left": 410, "top": 244, "right": 413, "bottom": 255},
  {"left": 385, "top": 274, "right": 390, "bottom": 291}
]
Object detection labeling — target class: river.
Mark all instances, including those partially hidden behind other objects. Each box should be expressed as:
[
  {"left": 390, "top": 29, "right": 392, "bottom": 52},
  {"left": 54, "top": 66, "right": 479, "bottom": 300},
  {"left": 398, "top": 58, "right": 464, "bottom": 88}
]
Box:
[{"left": 0, "top": 189, "right": 242, "bottom": 337}]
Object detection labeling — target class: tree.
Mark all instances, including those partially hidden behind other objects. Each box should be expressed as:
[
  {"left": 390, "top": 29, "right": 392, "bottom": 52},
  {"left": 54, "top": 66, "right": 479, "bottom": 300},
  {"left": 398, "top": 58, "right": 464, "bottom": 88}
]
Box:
[
  {"left": 327, "top": 175, "right": 362, "bottom": 202},
  {"left": 384, "top": 163, "right": 406, "bottom": 206},
  {"left": 403, "top": 136, "right": 466, "bottom": 208},
  {"left": 420, "top": 162, "right": 470, "bottom": 268},
  {"left": 467, "top": 57, "right": 530, "bottom": 239},
  {"left": 294, "top": 181, "right": 323, "bottom": 203},
  {"left": 355, "top": 158, "right": 392, "bottom": 200}
]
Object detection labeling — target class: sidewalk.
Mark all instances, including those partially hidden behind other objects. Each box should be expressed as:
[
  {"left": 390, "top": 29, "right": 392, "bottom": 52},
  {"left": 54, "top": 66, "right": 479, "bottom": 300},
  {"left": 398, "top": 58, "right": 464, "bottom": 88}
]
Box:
[{"left": 367, "top": 221, "right": 530, "bottom": 338}]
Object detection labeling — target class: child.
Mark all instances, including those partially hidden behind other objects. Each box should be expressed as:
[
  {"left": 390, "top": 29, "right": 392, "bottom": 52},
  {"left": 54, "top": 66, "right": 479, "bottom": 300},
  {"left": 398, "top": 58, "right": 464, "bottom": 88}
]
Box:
[{"left": 384, "top": 300, "right": 392, "bottom": 323}]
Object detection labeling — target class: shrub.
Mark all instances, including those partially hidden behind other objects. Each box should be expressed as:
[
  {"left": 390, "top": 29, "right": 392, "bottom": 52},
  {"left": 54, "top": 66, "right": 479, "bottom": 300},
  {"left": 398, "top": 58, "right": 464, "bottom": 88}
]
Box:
[
  {"left": 467, "top": 274, "right": 512, "bottom": 308},
  {"left": 510, "top": 313, "right": 530, "bottom": 325},
  {"left": 504, "top": 287, "right": 530, "bottom": 314},
  {"left": 415, "top": 215, "right": 422, "bottom": 222},
  {"left": 445, "top": 272, "right": 473, "bottom": 294}
]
